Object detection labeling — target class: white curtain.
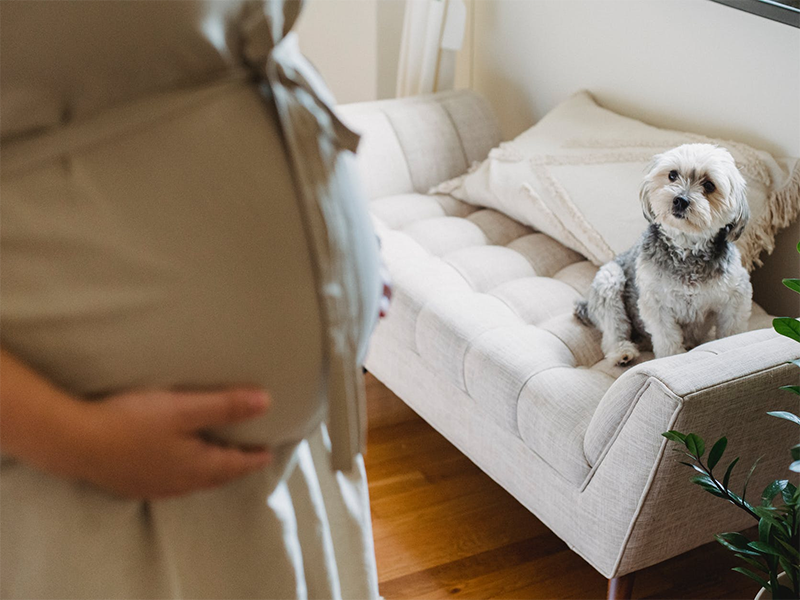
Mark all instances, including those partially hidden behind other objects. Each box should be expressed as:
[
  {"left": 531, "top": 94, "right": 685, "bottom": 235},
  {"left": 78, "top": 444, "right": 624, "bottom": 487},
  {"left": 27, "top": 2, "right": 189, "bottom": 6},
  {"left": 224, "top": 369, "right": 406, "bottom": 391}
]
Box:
[{"left": 395, "top": 0, "right": 467, "bottom": 97}]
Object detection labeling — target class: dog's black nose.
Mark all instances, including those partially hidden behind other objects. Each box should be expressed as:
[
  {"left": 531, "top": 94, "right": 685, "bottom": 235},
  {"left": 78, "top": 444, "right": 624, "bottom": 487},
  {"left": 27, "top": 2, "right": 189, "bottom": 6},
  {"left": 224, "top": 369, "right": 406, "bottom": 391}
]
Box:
[{"left": 673, "top": 196, "right": 690, "bottom": 211}]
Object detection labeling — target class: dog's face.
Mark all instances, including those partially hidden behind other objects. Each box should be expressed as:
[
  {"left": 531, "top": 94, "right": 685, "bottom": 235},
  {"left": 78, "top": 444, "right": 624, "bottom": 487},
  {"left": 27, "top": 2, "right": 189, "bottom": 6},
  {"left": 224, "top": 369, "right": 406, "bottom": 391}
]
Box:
[{"left": 640, "top": 143, "right": 749, "bottom": 241}]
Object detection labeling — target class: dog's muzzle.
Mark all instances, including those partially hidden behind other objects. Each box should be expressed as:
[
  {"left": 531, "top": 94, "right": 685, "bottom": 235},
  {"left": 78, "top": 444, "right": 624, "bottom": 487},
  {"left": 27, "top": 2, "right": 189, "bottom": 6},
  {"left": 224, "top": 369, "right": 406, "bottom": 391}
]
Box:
[{"left": 672, "top": 196, "right": 689, "bottom": 218}]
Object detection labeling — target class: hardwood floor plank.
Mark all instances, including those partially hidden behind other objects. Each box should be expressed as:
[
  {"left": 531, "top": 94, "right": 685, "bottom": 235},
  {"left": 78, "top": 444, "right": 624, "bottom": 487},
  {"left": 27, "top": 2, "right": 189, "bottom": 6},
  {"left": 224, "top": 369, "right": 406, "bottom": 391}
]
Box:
[
  {"left": 378, "top": 538, "right": 573, "bottom": 599},
  {"left": 364, "top": 373, "right": 758, "bottom": 599}
]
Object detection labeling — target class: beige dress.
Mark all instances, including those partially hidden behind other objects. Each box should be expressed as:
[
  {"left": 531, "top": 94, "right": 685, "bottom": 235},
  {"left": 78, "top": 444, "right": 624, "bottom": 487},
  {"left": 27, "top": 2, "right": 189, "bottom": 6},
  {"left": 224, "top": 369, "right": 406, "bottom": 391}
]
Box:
[{"left": 0, "top": 1, "right": 381, "bottom": 598}]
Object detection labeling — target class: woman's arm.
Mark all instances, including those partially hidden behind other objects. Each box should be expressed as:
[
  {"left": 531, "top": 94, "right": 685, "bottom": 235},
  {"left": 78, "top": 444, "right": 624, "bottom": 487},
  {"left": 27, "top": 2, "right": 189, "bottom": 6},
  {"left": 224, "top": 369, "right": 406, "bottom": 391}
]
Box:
[{"left": 0, "top": 348, "right": 273, "bottom": 499}]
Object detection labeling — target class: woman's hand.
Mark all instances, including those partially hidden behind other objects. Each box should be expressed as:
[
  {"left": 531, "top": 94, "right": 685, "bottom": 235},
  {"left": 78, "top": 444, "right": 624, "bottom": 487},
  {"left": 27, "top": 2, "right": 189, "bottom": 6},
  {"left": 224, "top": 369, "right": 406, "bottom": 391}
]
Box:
[
  {"left": 76, "top": 388, "right": 272, "bottom": 499},
  {"left": 0, "top": 349, "right": 272, "bottom": 500}
]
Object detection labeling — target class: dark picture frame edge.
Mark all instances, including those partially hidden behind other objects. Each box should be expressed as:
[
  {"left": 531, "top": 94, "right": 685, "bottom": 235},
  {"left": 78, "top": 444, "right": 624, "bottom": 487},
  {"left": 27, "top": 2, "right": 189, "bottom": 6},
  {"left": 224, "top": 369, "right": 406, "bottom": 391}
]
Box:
[{"left": 710, "top": 0, "right": 800, "bottom": 28}]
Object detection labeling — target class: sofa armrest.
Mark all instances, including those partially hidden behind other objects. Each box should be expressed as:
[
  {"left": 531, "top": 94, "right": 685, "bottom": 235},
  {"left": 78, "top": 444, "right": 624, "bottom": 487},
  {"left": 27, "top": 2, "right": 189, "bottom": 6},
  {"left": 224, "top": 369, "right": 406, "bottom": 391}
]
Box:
[
  {"left": 585, "top": 328, "right": 799, "bottom": 466},
  {"left": 583, "top": 328, "right": 800, "bottom": 576}
]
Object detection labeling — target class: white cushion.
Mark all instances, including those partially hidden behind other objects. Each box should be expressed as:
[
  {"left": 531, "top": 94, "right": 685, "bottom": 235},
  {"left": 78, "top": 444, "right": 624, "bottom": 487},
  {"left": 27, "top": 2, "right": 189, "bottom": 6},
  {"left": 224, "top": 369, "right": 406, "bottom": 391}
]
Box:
[{"left": 433, "top": 90, "right": 800, "bottom": 269}]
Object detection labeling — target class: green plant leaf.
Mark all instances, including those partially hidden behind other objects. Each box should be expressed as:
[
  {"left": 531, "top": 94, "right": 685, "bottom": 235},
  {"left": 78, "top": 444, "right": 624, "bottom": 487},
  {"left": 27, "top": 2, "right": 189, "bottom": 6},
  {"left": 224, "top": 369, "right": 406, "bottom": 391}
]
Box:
[
  {"left": 751, "top": 509, "right": 792, "bottom": 540},
  {"left": 723, "top": 457, "right": 740, "bottom": 491},
  {"left": 777, "top": 557, "right": 795, "bottom": 582},
  {"left": 717, "top": 532, "right": 761, "bottom": 555},
  {"left": 781, "top": 482, "right": 797, "bottom": 505},
  {"left": 702, "top": 487, "right": 728, "bottom": 499},
  {"left": 759, "top": 516, "right": 772, "bottom": 543},
  {"left": 679, "top": 461, "right": 707, "bottom": 475},
  {"left": 790, "top": 358, "right": 800, "bottom": 368},
  {"left": 779, "top": 385, "right": 800, "bottom": 395},
  {"left": 686, "top": 433, "right": 705, "bottom": 458},
  {"left": 721, "top": 485, "right": 753, "bottom": 513},
  {"left": 747, "top": 541, "right": 784, "bottom": 557},
  {"left": 773, "top": 317, "right": 800, "bottom": 343},
  {"left": 691, "top": 475, "right": 727, "bottom": 498},
  {"left": 662, "top": 430, "right": 688, "bottom": 444},
  {"left": 742, "top": 456, "right": 763, "bottom": 503},
  {"left": 790, "top": 460, "right": 800, "bottom": 473},
  {"left": 732, "top": 567, "right": 770, "bottom": 590},
  {"left": 733, "top": 553, "right": 768, "bottom": 573},
  {"left": 776, "top": 538, "right": 800, "bottom": 560},
  {"left": 708, "top": 437, "right": 727, "bottom": 471},
  {"left": 783, "top": 279, "right": 800, "bottom": 294},
  {"left": 753, "top": 505, "right": 789, "bottom": 516},
  {"left": 792, "top": 445, "right": 800, "bottom": 461},
  {"left": 691, "top": 472, "right": 715, "bottom": 487},
  {"left": 763, "top": 480, "right": 789, "bottom": 506},
  {"left": 670, "top": 448, "right": 697, "bottom": 460},
  {"left": 753, "top": 505, "right": 790, "bottom": 523},
  {"left": 768, "top": 411, "right": 800, "bottom": 426}
]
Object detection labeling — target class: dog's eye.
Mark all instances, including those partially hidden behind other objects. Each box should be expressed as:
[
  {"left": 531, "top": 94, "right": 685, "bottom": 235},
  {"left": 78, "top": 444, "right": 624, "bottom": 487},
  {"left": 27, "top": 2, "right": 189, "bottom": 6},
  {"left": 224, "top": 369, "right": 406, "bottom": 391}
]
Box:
[
  {"left": 668, "top": 170, "right": 678, "bottom": 182},
  {"left": 702, "top": 181, "right": 716, "bottom": 194}
]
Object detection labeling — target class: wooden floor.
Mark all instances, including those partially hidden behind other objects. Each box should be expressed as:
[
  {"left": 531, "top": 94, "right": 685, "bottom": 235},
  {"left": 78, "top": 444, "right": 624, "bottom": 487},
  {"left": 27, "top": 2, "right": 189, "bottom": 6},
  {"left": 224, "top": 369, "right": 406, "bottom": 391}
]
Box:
[{"left": 363, "top": 373, "right": 759, "bottom": 600}]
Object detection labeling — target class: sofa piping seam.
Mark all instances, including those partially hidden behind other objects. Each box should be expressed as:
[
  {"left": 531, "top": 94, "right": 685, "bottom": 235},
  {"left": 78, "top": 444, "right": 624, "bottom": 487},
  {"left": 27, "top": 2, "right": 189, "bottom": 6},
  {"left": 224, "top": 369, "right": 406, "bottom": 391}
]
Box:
[
  {"left": 439, "top": 100, "right": 472, "bottom": 171},
  {"left": 379, "top": 107, "right": 420, "bottom": 194},
  {"left": 578, "top": 376, "right": 656, "bottom": 492},
  {"left": 609, "top": 391, "right": 683, "bottom": 578}
]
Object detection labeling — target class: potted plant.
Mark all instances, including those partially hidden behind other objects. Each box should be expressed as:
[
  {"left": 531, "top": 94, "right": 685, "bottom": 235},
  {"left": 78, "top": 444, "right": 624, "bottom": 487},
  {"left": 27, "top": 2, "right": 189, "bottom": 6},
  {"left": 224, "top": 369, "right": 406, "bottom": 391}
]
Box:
[{"left": 663, "top": 244, "right": 800, "bottom": 600}]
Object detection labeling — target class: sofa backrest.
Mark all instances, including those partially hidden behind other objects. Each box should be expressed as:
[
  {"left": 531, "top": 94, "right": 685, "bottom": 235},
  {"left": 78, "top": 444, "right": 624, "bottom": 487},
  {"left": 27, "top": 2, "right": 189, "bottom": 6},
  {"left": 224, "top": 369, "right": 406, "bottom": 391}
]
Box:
[{"left": 337, "top": 90, "right": 501, "bottom": 200}]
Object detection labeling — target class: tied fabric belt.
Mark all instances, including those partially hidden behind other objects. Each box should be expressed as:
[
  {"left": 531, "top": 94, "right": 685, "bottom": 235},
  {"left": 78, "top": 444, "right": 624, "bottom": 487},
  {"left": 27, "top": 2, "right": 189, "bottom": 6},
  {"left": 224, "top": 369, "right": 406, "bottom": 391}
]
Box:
[{"left": 243, "top": 14, "right": 368, "bottom": 473}]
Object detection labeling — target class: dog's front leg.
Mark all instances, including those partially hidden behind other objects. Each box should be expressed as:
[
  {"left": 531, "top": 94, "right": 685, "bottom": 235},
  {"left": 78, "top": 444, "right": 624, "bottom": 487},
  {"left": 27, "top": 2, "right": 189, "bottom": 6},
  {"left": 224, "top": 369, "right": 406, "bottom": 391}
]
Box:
[
  {"left": 716, "top": 294, "right": 751, "bottom": 339},
  {"left": 639, "top": 297, "right": 685, "bottom": 358}
]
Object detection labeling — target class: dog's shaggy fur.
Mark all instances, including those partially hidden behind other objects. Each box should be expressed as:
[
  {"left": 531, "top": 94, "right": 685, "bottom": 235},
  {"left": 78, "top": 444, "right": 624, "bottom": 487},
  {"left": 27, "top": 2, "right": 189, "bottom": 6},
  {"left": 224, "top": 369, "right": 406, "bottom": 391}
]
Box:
[{"left": 575, "top": 143, "right": 753, "bottom": 365}]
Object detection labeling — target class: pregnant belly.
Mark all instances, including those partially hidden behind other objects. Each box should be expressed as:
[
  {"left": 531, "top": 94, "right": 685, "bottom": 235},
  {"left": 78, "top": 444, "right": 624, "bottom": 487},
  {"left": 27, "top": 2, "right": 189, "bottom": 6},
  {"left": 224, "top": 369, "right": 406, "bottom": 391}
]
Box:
[
  {"left": 3, "top": 273, "right": 326, "bottom": 448},
  {"left": 0, "top": 81, "right": 331, "bottom": 447}
]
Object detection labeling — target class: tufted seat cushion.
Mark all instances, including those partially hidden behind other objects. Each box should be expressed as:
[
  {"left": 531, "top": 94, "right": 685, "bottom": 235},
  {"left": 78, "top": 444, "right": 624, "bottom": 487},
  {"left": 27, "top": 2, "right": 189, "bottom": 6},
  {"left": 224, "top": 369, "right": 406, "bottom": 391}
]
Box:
[{"left": 371, "top": 192, "right": 773, "bottom": 484}]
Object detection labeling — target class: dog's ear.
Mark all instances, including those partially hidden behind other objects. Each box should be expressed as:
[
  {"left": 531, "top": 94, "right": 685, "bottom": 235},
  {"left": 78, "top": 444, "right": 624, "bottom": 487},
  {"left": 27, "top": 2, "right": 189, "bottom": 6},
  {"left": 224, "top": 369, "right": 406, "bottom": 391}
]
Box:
[
  {"left": 639, "top": 156, "right": 659, "bottom": 223},
  {"left": 725, "top": 167, "right": 749, "bottom": 242}
]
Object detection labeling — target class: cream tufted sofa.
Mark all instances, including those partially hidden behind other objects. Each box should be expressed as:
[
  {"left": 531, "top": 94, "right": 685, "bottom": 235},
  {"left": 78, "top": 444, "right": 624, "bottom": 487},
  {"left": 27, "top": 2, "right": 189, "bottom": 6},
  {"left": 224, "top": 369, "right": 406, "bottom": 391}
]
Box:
[{"left": 338, "top": 91, "right": 800, "bottom": 596}]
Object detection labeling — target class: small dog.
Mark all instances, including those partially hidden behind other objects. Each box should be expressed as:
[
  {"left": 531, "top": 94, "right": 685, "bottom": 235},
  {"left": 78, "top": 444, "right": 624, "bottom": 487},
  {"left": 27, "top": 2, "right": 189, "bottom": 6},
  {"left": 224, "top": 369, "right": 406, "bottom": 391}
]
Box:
[{"left": 575, "top": 143, "right": 752, "bottom": 365}]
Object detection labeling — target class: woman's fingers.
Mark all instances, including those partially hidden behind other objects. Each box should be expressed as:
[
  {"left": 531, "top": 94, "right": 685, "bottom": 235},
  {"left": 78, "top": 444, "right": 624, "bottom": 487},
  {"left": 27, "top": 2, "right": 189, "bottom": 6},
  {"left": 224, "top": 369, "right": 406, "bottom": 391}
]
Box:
[
  {"left": 56, "top": 387, "right": 275, "bottom": 499},
  {"left": 176, "top": 389, "right": 270, "bottom": 431},
  {"left": 197, "top": 443, "right": 273, "bottom": 489}
]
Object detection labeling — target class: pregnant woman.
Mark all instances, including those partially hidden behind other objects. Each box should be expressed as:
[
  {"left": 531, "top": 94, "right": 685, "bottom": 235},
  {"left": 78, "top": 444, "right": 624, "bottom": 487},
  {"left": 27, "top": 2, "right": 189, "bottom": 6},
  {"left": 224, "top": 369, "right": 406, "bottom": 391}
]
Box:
[{"left": 0, "top": 1, "right": 383, "bottom": 598}]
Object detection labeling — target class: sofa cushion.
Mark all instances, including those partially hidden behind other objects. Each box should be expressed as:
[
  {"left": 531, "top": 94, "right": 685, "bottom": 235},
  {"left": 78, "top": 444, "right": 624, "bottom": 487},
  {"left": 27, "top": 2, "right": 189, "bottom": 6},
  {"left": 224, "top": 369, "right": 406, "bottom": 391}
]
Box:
[
  {"left": 370, "top": 193, "right": 477, "bottom": 229},
  {"left": 337, "top": 90, "right": 501, "bottom": 200},
  {"left": 372, "top": 192, "right": 773, "bottom": 484},
  {"left": 433, "top": 90, "right": 800, "bottom": 270}
]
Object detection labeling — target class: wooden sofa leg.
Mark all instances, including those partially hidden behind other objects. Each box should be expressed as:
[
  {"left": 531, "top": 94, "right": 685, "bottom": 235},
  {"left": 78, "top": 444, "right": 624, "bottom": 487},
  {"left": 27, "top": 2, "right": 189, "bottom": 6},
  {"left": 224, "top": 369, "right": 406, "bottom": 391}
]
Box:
[{"left": 607, "top": 572, "right": 635, "bottom": 600}]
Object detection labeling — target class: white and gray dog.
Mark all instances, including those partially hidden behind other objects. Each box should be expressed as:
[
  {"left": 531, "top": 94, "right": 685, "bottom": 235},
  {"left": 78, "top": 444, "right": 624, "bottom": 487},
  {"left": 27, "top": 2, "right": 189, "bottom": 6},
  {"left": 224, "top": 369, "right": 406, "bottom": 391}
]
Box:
[{"left": 575, "top": 143, "right": 752, "bottom": 366}]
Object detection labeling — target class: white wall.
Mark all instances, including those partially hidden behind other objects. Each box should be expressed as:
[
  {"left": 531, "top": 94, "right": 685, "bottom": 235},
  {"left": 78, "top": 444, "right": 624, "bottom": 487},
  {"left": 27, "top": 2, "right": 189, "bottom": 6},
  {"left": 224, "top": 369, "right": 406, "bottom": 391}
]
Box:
[
  {"left": 465, "top": 0, "right": 800, "bottom": 315},
  {"left": 295, "top": 0, "right": 379, "bottom": 104},
  {"left": 469, "top": 0, "right": 800, "bottom": 158},
  {"left": 376, "top": 0, "right": 407, "bottom": 99},
  {"left": 295, "top": 0, "right": 408, "bottom": 103}
]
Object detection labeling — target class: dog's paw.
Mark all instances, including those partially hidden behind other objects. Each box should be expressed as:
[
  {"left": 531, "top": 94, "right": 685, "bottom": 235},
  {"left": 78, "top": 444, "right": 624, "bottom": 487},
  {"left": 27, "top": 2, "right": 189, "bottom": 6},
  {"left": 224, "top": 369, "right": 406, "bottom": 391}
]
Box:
[
  {"left": 653, "top": 346, "right": 687, "bottom": 359},
  {"left": 607, "top": 342, "right": 639, "bottom": 366}
]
